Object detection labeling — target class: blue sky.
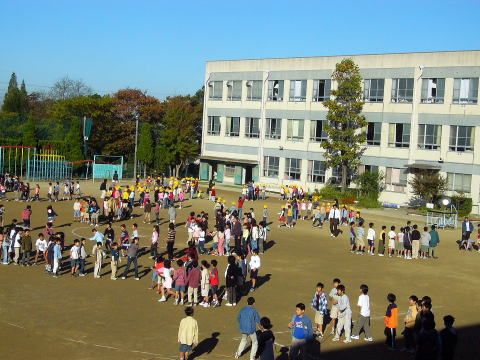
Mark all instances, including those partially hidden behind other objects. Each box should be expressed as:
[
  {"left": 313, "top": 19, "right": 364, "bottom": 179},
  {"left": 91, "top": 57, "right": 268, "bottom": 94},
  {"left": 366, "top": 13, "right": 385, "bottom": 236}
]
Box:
[{"left": 0, "top": 0, "right": 479, "bottom": 99}]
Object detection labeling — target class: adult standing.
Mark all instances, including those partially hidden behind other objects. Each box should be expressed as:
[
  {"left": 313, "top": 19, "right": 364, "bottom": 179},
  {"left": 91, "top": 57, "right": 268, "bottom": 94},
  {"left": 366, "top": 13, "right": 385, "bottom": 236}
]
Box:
[
  {"left": 328, "top": 205, "right": 341, "bottom": 237},
  {"left": 225, "top": 255, "right": 238, "bottom": 306},
  {"left": 235, "top": 297, "right": 260, "bottom": 360},
  {"left": 461, "top": 216, "right": 474, "bottom": 242},
  {"left": 232, "top": 217, "right": 242, "bottom": 255},
  {"left": 429, "top": 225, "right": 440, "bottom": 259},
  {"left": 121, "top": 238, "right": 140, "bottom": 280}
]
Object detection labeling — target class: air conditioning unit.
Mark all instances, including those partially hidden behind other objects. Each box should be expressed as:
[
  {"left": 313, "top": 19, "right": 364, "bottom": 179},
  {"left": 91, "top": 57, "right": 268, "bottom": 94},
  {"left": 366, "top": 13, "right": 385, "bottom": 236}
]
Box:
[
  {"left": 208, "top": 81, "right": 213, "bottom": 87},
  {"left": 246, "top": 81, "right": 253, "bottom": 87},
  {"left": 226, "top": 81, "right": 233, "bottom": 87}
]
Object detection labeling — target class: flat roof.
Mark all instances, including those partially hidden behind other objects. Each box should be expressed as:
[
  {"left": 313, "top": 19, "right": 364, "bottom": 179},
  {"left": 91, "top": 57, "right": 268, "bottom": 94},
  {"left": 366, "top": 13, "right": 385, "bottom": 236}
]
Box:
[{"left": 206, "top": 49, "right": 480, "bottom": 64}]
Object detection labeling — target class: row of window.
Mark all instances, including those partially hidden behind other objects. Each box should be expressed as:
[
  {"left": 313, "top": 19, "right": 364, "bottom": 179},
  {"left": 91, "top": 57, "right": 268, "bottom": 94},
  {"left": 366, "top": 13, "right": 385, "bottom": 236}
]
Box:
[
  {"left": 208, "top": 78, "right": 479, "bottom": 104},
  {"left": 207, "top": 116, "right": 475, "bottom": 152},
  {"left": 262, "top": 156, "right": 472, "bottom": 193}
]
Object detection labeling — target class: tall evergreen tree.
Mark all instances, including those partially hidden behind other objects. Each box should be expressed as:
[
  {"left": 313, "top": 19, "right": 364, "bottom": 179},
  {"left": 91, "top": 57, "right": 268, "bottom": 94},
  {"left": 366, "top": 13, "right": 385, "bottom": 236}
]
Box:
[
  {"left": 137, "top": 123, "right": 154, "bottom": 176},
  {"left": 22, "top": 117, "right": 37, "bottom": 146},
  {"left": 2, "top": 72, "right": 22, "bottom": 113},
  {"left": 322, "top": 59, "right": 367, "bottom": 192},
  {"left": 19, "top": 80, "right": 28, "bottom": 114}
]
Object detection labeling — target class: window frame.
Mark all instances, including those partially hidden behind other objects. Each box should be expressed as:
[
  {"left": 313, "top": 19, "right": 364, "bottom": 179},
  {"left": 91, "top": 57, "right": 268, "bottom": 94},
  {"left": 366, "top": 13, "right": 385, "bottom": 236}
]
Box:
[
  {"left": 421, "top": 78, "right": 445, "bottom": 104},
  {"left": 447, "top": 172, "right": 472, "bottom": 193},
  {"left": 287, "top": 119, "right": 305, "bottom": 141},
  {"left": 391, "top": 78, "right": 414, "bottom": 103},
  {"left": 363, "top": 79, "right": 385, "bottom": 102},
  {"left": 246, "top": 80, "right": 262, "bottom": 101},
  {"left": 245, "top": 117, "right": 260, "bottom": 138},
  {"left": 263, "top": 156, "right": 279, "bottom": 178},
  {"left": 208, "top": 81, "right": 223, "bottom": 100},
  {"left": 225, "top": 117, "right": 240, "bottom": 137},
  {"left": 312, "top": 79, "right": 331, "bottom": 102},
  {"left": 226, "top": 80, "right": 242, "bottom": 101},
  {"left": 452, "top": 78, "right": 479, "bottom": 104},
  {"left": 265, "top": 118, "right": 282, "bottom": 140},
  {"left": 207, "top": 116, "right": 221, "bottom": 136},
  {"left": 307, "top": 160, "right": 326, "bottom": 183},
  {"left": 289, "top": 80, "right": 307, "bottom": 102},
  {"left": 224, "top": 164, "right": 236, "bottom": 178},
  {"left": 388, "top": 123, "right": 411, "bottom": 148},
  {"left": 267, "top": 80, "right": 284, "bottom": 101},
  {"left": 449, "top": 126, "right": 474, "bottom": 152},
  {"left": 366, "top": 122, "right": 381, "bottom": 146},
  {"left": 309, "top": 120, "right": 328, "bottom": 142},
  {"left": 418, "top": 124, "right": 441, "bottom": 150},
  {"left": 284, "top": 158, "right": 302, "bottom": 180},
  {"left": 385, "top": 167, "right": 408, "bottom": 193}
]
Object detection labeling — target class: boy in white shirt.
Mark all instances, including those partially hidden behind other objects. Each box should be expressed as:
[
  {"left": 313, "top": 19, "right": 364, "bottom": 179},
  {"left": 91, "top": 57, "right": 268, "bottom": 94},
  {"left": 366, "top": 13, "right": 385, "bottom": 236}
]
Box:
[
  {"left": 367, "top": 223, "right": 376, "bottom": 256},
  {"left": 34, "top": 233, "right": 48, "bottom": 265},
  {"left": 388, "top": 226, "right": 397, "bottom": 258},
  {"left": 13, "top": 229, "right": 23, "bottom": 265},
  {"left": 70, "top": 239, "right": 81, "bottom": 276},
  {"left": 351, "top": 284, "right": 373, "bottom": 341},
  {"left": 248, "top": 250, "right": 261, "bottom": 292}
]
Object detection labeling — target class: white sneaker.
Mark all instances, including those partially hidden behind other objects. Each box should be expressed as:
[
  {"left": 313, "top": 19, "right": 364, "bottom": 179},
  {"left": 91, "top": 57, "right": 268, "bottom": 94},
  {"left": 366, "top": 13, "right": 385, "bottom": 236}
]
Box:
[
  {"left": 343, "top": 339, "right": 351, "bottom": 343},
  {"left": 364, "top": 337, "right": 373, "bottom": 342},
  {"left": 158, "top": 296, "right": 166, "bottom": 302},
  {"left": 350, "top": 335, "right": 359, "bottom": 340},
  {"left": 225, "top": 303, "right": 233, "bottom": 307}
]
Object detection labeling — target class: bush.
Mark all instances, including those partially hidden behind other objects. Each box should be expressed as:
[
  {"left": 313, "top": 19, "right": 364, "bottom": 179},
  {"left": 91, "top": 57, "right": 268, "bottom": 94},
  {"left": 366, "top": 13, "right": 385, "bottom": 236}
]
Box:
[
  {"left": 357, "top": 171, "right": 384, "bottom": 199},
  {"left": 318, "top": 184, "right": 356, "bottom": 201},
  {"left": 341, "top": 196, "right": 356, "bottom": 205},
  {"left": 357, "top": 196, "right": 381, "bottom": 208},
  {"left": 452, "top": 195, "right": 472, "bottom": 217}
]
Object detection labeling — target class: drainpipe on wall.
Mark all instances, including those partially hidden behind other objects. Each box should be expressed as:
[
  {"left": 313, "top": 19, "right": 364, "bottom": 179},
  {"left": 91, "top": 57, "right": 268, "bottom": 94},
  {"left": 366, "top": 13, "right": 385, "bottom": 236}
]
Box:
[
  {"left": 258, "top": 71, "right": 270, "bottom": 183},
  {"left": 201, "top": 72, "right": 212, "bottom": 157}
]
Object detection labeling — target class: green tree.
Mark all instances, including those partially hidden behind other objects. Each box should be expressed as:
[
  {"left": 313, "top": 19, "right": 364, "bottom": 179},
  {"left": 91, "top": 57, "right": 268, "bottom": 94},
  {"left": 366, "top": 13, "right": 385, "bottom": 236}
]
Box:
[
  {"left": 409, "top": 171, "right": 447, "bottom": 203},
  {"left": 322, "top": 59, "right": 367, "bottom": 192},
  {"left": 155, "top": 96, "right": 201, "bottom": 176},
  {"left": 22, "top": 117, "right": 38, "bottom": 146},
  {"left": 357, "top": 171, "right": 384, "bottom": 199},
  {"left": 64, "top": 118, "right": 84, "bottom": 161},
  {"left": 2, "top": 72, "right": 22, "bottom": 113},
  {"left": 137, "top": 123, "right": 154, "bottom": 176}
]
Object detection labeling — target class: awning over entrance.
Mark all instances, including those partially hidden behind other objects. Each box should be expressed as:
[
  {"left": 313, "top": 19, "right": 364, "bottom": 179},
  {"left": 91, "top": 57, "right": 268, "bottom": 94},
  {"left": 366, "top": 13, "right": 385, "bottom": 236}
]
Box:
[
  {"left": 199, "top": 155, "right": 258, "bottom": 165},
  {"left": 406, "top": 162, "right": 442, "bottom": 170}
]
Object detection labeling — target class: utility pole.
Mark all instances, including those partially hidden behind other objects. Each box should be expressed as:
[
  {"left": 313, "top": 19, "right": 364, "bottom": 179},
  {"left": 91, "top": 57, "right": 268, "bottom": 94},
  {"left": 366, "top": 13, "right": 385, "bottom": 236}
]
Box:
[{"left": 133, "top": 110, "right": 139, "bottom": 180}]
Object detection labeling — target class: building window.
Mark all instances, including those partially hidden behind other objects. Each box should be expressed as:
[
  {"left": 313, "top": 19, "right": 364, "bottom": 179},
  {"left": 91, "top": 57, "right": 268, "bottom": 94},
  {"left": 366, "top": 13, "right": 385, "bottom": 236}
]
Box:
[
  {"left": 358, "top": 165, "right": 379, "bottom": 174},
  {"left": 289, "top": 80, "right": 307, "bottom": 102},
  {"left": 246, "top": 80, "right": 262, "bottom": 101},
  {"left": 421, "top": 78, "right": 445, "bottom": 103},
  {"left": 366, "top": 122, "right": 381, "bottom": 146},
  {"left": 418, "top": 124, "right": 441, "bottom": 150},
  {"left": 263, "top": 156, "right": 279, "bottom": 178},
  {"left": 330, "top": 166, "right": 343, "bottom": 185},
  {"left": 388, "top": 123, "right": 410, "bottom": 148},
  {"left": 267, "top": 80, "right": 284, "bottom": 101},
  {"left": 449, "top": 126, "right": 474, "bottom": 152},
  {"left": 312, "top": 79, "right": 331, "bottom": 102},
  {"left": 245, "top": 117, "right": 259, "bottom": 138},
  {"left": 391, "top": 78, "right": 414, "bottom": 103},
  {"left": 453, "top": 78, "right": 479, "bottom": 104},
  {"left": 208, "top": 81, "right": 223, "bottom": 100},
  {"left": 265, "top": 118, "right": 282, "bottom": 139},
  {"left": 385, "top": 167, "right": 408, "bottom": 192},
  {"left": 285, "top": 158, "right": 302, "bottom": 180},
  {"left": 308, "top": 160, "right": 326, "bottom": 183},
  {"left": 224, "top": 165, "right": 235, "bottom": 178},
  {"left": 225, "top": 117, "right": 240, "bottom": 137},
  {"left": 364, "top": 79, "right": 384, "bottom": 102},
  {"left": 309, "top": 120, "right": 328, "bottom": 142},
  {"left": 207, "top": 116, "right": 221, "bottom": 135},
  {"left": 287, "top": 119, "right": 304, "bottom": 141},
  {"left": 227, "top": 80, "right": 242, "bottom": 101},
  {"left": 447, "top": 173, "right": 472, "bottom": 193}
]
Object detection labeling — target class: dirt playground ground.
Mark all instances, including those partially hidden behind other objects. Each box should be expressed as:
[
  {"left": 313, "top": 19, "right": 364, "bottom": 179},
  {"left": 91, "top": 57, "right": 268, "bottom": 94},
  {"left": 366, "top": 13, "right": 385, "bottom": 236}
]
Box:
[{"left": 0, "top": 181, "right": 478, "bottom": 360}]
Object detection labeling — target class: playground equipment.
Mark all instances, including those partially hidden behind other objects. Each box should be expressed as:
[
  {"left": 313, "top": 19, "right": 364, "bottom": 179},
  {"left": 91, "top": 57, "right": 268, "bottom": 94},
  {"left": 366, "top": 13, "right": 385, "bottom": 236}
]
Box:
[
  {"left": 0, "top": 146, "right": 32, "bottom": 178},
  {"left": 0, "top": 146, "right": 72, "bottom": 181},
  {"left": 92, "top": 155, "right": 123, "bottom": 180}
]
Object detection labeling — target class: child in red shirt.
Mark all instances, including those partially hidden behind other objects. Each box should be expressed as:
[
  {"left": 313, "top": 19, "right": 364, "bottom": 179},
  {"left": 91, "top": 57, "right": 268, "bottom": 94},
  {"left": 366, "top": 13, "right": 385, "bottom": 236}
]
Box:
[{"left": 210, "top": 259, "right": 220, "bottom": 307}]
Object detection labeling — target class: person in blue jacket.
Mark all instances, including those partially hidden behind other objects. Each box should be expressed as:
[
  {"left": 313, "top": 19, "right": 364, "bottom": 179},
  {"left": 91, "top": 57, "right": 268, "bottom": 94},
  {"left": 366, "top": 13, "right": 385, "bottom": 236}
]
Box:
[
  {"left": 288, "top": 302, "right": 314, "bottom": 360},
  {"left": 235, "top": 297, "right": 260, "bottom": 360}
]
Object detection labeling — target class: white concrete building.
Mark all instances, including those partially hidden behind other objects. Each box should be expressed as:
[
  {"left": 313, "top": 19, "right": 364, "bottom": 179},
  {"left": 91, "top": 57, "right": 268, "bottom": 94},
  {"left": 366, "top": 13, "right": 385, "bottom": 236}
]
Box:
[{"left": 200, "top": 50, "right": 480, "bottom": 212}]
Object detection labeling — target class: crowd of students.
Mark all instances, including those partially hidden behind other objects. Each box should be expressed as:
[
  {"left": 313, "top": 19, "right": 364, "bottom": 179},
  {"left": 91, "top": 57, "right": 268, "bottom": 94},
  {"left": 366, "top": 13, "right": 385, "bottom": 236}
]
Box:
[{"left": 0, "top": 175, "right": 466, "bottom": 360}]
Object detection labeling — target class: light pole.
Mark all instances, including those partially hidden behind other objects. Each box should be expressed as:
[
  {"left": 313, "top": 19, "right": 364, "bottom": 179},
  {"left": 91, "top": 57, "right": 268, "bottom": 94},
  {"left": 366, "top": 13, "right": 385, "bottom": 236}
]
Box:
[{"left": 133, "top": 110, "right": 139, "bottom": 180}]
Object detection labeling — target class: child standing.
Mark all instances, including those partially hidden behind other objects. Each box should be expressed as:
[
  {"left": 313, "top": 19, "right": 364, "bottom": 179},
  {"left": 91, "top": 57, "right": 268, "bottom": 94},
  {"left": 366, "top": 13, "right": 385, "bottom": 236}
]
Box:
[
  {"left": 384, "top": 293, "right": 398, "bottom": 349},
  {"left": 351, "top": 284, "right": 372, "bottom": 341},
  {"left": 378, "top": 225, "right": 386, "bottom": 256},
  {"left": 332, "top": 285, "right": 352, "bottom": 343},
  {"left": 144, "top": 200, "right": 152, "bottom": 223},
  {"left": 440, "top": 315, "right": 457, "bottom": 360},
  {"left": 210, "top": 259, "right": 220, "bottom": 307},
  {"left": 73, "top": 199, "right": 81, "bottom": 222},
  {"left": 178, "top": 307, "right": 199, "bottom": 360},
  {"left": 311, "top": 282, "right": 328, "bottom": 337},
  {"left": 367, "top": 223, "right": 375, "bottom": 255},
  {"left": 349, "top": 222, "right": 356, "bottom": 253},
  {"left": 92, "top": 241, "right": 104, "bottom": 278},
  {"left": 388, "top": 226, "right": 397, "bottom": 257},
  {"left": 249, "top": 250, "right": 261, "bottom": 292},
  {"left": 110, "top": 242, "right": 120, "bottom": 280},
  {"left": 200, "top": 260, "right": 211, "bottom": 307},
  {"left": 355, "top": 221, "right": 365, "bottom": 255}
]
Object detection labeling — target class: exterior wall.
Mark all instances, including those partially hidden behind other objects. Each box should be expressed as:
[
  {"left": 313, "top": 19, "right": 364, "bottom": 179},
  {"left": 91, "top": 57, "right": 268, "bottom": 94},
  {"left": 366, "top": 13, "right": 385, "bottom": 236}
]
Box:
[{"left": 201, "top": 51, "right": 480, "bottom": 213}]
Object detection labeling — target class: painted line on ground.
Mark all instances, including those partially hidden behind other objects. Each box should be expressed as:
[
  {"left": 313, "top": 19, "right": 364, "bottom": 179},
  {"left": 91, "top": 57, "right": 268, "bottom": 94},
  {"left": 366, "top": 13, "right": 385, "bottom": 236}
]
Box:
[{"left": 5, "top": 322, "right": 25, "bottom": 329}]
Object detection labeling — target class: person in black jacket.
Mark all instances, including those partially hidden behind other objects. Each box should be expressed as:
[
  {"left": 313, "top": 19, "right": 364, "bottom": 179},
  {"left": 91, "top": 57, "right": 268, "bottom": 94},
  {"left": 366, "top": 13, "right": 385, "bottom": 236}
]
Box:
[
  {"left": 255, "top": 317, "right": 275, "bottom": 360},
  {"left": 225, "top": 255, "right": 238, "bottom": 306}
]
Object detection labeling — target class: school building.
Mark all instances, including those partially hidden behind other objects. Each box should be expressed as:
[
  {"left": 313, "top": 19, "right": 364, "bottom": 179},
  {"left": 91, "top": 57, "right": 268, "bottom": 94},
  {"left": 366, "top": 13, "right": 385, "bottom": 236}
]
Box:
[{"left": 199, "top": 50, "right": 480, "bottom": 212}]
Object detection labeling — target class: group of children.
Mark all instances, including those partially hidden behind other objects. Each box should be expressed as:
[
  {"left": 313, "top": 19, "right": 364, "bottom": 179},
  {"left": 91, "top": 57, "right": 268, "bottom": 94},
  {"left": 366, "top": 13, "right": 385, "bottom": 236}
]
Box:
[
  {"left": 308, "top": 279, "right": 457, "bottom": 359},
  {"left": 348, "top": 220, "right": 441, "bottom": 259}
]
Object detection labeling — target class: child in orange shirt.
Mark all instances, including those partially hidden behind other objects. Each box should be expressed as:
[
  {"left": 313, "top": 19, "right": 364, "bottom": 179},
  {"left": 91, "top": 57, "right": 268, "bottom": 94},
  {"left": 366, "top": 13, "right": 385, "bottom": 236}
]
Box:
[{"left": 384, "top": 293, "right": 398, "bottom": 349}]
